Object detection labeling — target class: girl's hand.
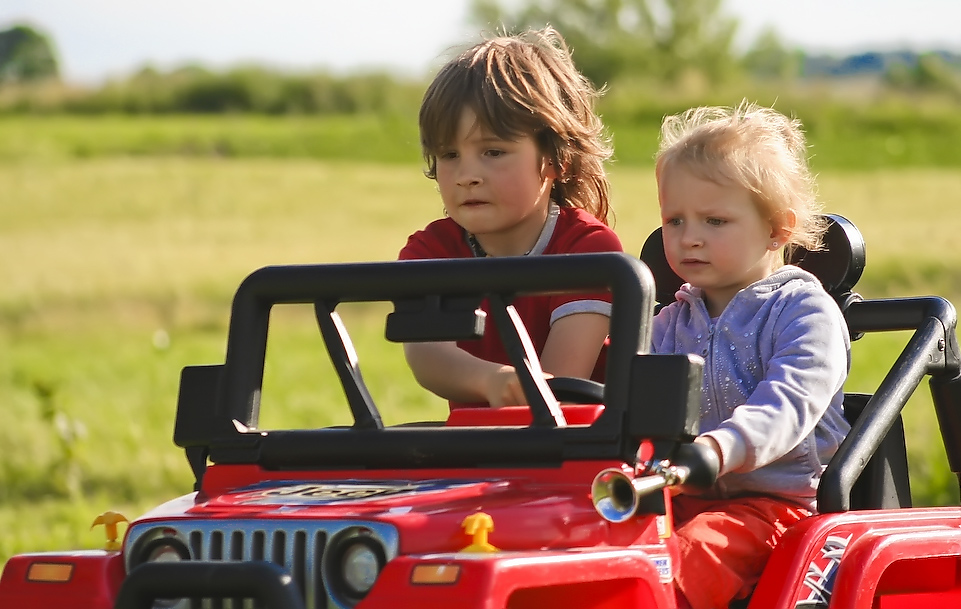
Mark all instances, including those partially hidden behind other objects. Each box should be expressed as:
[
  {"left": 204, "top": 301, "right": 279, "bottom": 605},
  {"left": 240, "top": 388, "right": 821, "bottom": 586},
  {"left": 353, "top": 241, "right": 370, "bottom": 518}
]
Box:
[
  {"left": 694, "top": 435, "right": 723, "bottom": 472},
  {"left": 672, "top": 437, "right": 723, "bottom": 496}
]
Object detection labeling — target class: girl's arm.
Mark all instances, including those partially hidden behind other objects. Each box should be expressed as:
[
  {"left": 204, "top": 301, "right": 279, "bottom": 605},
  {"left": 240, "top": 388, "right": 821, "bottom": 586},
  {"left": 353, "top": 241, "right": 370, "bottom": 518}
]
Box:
[{"left": 702, "top": 289, "right": 850, "bottom": 476}]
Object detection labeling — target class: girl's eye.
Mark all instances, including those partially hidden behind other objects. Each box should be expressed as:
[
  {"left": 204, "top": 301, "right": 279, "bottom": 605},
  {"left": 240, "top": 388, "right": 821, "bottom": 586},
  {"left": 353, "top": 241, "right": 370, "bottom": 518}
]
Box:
[
  {"left": 438, "top": 150, "right": 458, "bottom": 160},
  {"left": 707, "top": 217, "right": 725, "bottom": 226},
  {"left": 485, "top": 149, "right": 505, "bottom": 157},
  {"left": 664, "top": 218, "right": 682, "bottom": 227}
]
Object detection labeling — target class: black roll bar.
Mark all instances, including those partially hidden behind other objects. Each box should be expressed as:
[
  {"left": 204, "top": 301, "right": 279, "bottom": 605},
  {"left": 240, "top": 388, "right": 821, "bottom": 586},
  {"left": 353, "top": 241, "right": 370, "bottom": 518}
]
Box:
[
  {"left": 176, "top": 253, "right": 657, "bottom": 471},
  {"left": 818, "top": 296, "right": 960, "bottom": 513},
  {"left": 218, "top": 253, "right": 652, "bottom": 431}
]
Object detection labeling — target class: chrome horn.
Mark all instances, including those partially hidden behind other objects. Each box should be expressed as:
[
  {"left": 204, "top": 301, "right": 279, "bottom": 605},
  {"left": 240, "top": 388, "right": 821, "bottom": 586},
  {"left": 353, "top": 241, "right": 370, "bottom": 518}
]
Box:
[
  {"left": 591, "top": 462, "right": 686, "bottom": 523},
  {"left": 591, "top": 443, "right": 721, "bottom": 523}
]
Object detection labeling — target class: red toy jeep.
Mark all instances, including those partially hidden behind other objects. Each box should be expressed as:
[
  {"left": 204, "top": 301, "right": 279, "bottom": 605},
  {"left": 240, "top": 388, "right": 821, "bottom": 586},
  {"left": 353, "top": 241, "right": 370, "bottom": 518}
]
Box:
[{"left": 2, "top": 216, "right": 961, "bottom": 609}]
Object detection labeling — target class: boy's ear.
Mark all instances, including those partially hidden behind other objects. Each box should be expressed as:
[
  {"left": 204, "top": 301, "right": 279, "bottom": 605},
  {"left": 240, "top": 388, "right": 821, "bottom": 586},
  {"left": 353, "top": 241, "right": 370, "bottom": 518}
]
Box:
[
  {"left": 541, "top": 155, "right": 567, "bottom": 181},
  {"left": 542, "top": 157, "right": 559, "bottom": 180}
]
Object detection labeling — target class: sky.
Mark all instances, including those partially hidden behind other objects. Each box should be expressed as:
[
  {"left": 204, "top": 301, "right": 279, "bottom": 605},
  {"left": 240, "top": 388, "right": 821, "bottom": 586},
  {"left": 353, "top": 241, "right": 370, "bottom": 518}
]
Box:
[{"left": 2, "top": 0, "right": 960, "bottom": 85}]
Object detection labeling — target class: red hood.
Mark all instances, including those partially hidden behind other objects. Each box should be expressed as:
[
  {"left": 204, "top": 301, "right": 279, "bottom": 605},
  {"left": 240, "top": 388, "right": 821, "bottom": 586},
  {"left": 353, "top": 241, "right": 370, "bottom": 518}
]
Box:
[{"left": 137, "top": 463, "right": 658, "bottom": 555}]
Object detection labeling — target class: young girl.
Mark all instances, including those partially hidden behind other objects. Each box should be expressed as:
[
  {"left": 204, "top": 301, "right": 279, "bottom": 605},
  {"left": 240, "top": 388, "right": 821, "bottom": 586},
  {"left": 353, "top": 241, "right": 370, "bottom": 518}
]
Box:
[
  {"left": 399, "top": 27, "right": 622, "bottom": 409},
  {"left": 651, "top": 101, "right": 851, "bottom": 609}
]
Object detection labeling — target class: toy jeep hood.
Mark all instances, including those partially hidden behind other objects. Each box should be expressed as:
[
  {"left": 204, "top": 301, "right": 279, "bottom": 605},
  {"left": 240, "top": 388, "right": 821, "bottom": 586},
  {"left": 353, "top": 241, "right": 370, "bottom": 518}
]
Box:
[
  {"left": 210, "top": 478, "right": 501, "bottom": 512},
  {"left": 153, "top": 472, "right": 604, "bottom": 531},
  {"left": 133, "top": 460, "right": 643, "bottom": 557}
]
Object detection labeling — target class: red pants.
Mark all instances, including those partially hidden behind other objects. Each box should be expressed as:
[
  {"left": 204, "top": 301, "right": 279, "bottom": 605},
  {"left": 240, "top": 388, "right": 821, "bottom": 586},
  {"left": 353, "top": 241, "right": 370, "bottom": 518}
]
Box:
[{"left": 672, "top": 495, "right": 811, "bottom": 609}]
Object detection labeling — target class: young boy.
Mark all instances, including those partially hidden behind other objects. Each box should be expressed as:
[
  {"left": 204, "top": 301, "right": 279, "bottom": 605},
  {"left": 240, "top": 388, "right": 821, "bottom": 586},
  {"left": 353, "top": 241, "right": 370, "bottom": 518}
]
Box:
[{"left": 399, "top": 27, "right": 622, "bottom": 409}]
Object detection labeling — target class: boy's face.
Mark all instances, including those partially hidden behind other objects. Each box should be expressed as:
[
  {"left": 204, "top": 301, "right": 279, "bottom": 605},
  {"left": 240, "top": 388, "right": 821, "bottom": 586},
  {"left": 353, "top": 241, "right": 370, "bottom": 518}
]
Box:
[
  {"left": 434, "top": 107, "right": 555, "bottom": 257},
  {"left": 658, "top": 164, "right": 783, "bottom": 316}
]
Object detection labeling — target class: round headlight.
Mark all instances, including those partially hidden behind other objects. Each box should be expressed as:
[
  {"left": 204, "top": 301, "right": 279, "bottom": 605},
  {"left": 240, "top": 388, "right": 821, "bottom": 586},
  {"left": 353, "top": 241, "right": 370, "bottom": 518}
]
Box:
[
  {"left": 128, "top": 537, "right": 191, "bottom": 609},
  {"left": 132, "top": 537, "right": 191, "bottom": 568},
  {"left": 342, "top": 541, "right": 381, "bottom": 595},
  {"left": 328, "top": 532, "right": 387, "bottom": 604},
  {"left": 147, "top": 543, "right": 187, "bottom": 563}
]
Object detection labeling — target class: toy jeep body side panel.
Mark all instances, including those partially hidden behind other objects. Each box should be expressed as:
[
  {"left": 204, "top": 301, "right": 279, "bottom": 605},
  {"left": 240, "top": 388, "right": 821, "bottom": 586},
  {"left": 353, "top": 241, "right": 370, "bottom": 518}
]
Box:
[
  {"left": 750, "top": 506, "right": 961, "bottom": 608},
  {"left": 360, "top": 549, "right": 675, "bottom": 609},
  {"left": 0, "top": 551, "right": 124, "bottom": 609}
]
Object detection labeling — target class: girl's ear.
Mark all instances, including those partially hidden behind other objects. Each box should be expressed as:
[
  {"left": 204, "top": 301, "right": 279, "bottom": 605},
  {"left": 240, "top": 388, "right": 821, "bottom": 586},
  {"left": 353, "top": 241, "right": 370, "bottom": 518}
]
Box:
[{"left": 769, "top": 209, "right": 797, "bottom": 249}]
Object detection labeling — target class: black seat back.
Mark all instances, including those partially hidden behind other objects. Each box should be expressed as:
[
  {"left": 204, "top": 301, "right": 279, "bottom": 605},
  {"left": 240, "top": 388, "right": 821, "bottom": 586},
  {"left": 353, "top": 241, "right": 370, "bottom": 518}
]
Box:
[{"left": 640, "top": 214, "right": 912, "bottom": 511}]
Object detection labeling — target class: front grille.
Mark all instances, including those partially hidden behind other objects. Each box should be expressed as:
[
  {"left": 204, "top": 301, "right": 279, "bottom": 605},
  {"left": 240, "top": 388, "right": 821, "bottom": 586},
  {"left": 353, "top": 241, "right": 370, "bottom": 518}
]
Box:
[{"left": 124, "top": 519, "right": 399, "bottom": 609}]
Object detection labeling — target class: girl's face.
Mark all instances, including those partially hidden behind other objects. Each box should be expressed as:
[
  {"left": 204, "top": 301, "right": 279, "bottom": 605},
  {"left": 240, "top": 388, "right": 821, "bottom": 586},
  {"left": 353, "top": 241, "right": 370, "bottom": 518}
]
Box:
[
  {"left": 658, "top": 164, "right": 786, "bottom": 316},
  {"left": 434, "top": 107, "right": 555, "bottom": 257}
]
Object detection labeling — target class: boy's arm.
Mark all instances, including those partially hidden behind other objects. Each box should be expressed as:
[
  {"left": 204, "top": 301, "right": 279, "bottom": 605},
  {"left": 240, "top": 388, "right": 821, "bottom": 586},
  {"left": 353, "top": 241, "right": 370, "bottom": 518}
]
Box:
[
  {"left": 403, "top": 342, "right": 530, "bottom": 407},
  {"left": 404, "top": 312, "right": 609, "bottom": 407},
  {"left": 539, "top": 312, "right": 610, "bottom": 377}
]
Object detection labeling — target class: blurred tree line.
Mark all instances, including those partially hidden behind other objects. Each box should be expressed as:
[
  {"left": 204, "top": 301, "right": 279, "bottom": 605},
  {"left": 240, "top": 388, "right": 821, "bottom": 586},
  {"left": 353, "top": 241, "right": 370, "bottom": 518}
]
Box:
[
  {"left": 471, "top": 0, "right": 961, "bottom": 97},
  {"left": 471, "top": 0, "right": 741, "bottom": 86},
  {"left": 1, "top": 0, "right": 960, "bottom": 117},
  {"left": 53, "top": 65, "right": 425, "bottom": 115},
  {"left": 0, "top": 24, "right": 59, "bottom": 83}
]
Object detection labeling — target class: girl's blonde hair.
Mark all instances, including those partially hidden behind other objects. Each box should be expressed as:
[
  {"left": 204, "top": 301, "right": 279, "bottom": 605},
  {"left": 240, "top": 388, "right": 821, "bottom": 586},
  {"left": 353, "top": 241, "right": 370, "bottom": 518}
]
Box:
[
  {"left": 656, "top": 100, "right": 826, "bottom": 254},
  {"left": 419, "top": 27, "right": 613, "bottom": 225}
]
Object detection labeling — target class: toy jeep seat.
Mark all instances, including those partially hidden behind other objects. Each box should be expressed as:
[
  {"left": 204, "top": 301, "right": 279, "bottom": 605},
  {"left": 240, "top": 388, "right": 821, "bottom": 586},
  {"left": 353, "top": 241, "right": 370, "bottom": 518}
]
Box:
[{"left": 640, "top": 214, "right": 916, "bottom": 512}]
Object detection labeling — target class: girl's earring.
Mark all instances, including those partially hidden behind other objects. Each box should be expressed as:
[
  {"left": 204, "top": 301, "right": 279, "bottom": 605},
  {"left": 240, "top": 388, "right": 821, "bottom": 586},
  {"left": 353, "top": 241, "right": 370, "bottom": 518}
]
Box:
[{"left": 772, "top": 241, "right": 779, "bottom": 249}]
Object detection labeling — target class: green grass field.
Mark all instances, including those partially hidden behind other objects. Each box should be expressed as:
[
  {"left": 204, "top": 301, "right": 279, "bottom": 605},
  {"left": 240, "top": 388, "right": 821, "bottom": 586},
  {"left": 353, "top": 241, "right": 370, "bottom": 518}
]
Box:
[{"left": 3, "top": 145, "right": 961, "bottom": 564}]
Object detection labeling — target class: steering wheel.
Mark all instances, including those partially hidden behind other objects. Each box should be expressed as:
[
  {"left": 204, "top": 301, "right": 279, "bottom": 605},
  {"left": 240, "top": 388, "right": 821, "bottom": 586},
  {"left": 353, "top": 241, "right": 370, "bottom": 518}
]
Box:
[{"left": 546, "top": 377, "right": 605, "bottom": 404}]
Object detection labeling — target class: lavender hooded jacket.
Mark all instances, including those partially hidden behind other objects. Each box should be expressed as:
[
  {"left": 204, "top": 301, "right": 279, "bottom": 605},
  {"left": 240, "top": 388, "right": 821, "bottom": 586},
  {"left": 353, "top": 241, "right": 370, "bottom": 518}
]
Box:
[{"left": 651, "top": 265, "right": 851, "bottom": 510}]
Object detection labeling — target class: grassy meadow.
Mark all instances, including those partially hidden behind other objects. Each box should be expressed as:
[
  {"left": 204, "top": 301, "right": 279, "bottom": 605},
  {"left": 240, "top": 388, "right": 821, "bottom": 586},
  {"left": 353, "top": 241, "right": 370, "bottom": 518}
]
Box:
[{"left": 2, "top": 116, "right": 961, "bottom": 565}]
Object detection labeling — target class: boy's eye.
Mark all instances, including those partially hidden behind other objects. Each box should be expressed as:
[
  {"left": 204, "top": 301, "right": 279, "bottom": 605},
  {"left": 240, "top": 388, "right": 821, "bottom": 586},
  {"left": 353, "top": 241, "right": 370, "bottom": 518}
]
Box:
[
  {"left": 664, "top": 217, "right": 682, "bottom": 227},
  {"left": 707, "top": 217, "right": 725, "bottom": 226}
]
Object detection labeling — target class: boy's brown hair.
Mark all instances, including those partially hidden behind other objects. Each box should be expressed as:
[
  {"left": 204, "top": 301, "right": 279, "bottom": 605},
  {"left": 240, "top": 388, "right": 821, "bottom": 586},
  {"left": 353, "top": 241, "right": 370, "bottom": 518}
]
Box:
[{"left": 419, "top": 27, "right": 613, "bottom": 225}]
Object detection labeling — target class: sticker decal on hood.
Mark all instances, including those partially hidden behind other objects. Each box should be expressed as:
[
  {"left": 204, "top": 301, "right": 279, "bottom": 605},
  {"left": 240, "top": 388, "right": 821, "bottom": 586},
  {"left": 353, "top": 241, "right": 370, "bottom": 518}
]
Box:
[{"left": 233, "top": 480, "right": 485, "bottom": 505}]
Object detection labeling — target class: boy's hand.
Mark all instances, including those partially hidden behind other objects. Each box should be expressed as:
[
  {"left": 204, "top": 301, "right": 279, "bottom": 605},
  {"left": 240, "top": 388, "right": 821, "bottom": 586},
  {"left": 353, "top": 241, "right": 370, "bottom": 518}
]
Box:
[
  {"left": 484, "top": 365, "right": 554, "bottom": 407},
  {"left": 485, "top": 365, "right": 527, "bottom": 407}
]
